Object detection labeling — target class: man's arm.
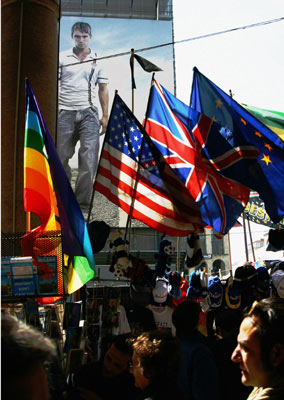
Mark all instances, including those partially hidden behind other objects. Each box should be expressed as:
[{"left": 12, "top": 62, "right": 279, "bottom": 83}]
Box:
[{"left": 98, "top": 83, "right": 109, "bottom": 134}]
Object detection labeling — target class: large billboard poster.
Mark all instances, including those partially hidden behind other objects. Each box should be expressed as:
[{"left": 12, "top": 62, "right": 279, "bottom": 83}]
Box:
[{"left": 57, "top": 16, "right": 174, "bottom": 221}]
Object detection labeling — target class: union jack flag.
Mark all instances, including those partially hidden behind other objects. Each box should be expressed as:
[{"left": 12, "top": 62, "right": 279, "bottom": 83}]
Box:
[
  {"left": 145, "top": 80, "right": 252, "bottom": 234},
  {"left": 94, "top": 93, "right": 204, "bottom": 236}
]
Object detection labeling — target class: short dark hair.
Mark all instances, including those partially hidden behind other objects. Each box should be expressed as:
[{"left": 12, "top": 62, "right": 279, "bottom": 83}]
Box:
[
  {"left": 71, "top": 22, "right": 92, "bottom": 37},
  {"left": 112, "top": 333, "right": 133, "bottom": 356},
  {"left": 1, "top": 312, "right": 56, "bottom": 380},
  {"left": 245, "top": 297, "right": 284, "bottom": 372},
  {"left": 172, "top": 299, "right": 201, "bottom": 336}
]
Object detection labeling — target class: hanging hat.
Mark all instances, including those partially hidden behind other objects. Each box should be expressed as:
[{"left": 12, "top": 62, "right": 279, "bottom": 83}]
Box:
[
  {"left": 271, "top": 270, "right": 284, "bottom": 298},
  {"left": 187, "top": 271, "right": 203, "bottom": 300},
  {"left": 152, "top": 278, "right": 169, "bottom": 303},
  {"left": 224, "top": 276, "right": 241, "bottom": 310},
  {"left": 168, "top": 271, "right": 182, "bottom": 299},
  {"left": 87, "top": 220, "right": 110, "bottom": 253},
  {"left": 256, "top": 266, "right": 270, "bottom": 296},
  {"left": 130, "top": 282, "right": 152, "bottom": 307},
  {"left": 172, "top": 278, "right": 189, "bottom": 308},
  {"left": 266, "top": 228, "right": 284, "bottom": 251},
  {"left": 208, "top": 275, "right": 223, "bottom": 308}
]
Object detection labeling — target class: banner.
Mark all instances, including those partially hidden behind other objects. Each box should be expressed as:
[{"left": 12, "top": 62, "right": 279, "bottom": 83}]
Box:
[{"left": 245, "top": 193, "right": 284, "bottom": 228}]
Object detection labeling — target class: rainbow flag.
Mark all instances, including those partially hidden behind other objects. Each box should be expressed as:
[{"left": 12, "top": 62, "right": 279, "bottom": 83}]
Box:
[{"left": 22, "top": 79, "right": 95, "bottom": 294}]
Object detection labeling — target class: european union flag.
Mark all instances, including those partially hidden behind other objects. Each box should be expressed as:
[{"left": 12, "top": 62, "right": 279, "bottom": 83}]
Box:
[{"left": 190, "top": 67, "right": 284, "bottom": 224}]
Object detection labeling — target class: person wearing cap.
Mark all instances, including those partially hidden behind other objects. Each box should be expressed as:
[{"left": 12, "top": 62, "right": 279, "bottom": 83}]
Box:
[
  {"left": 172, "top": 300, "right": 220, "bottom": 400},
  {"left": 231, "top": 297, "right": 284, "bottom": 400},
  {"left": 128, "top": 330, "right": 182, "bottom": 400}
]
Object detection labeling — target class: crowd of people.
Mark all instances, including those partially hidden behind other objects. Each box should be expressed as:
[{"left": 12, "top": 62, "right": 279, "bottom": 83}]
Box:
[{"left": 2, "top": 293, "right": 284, "bottom": 400}]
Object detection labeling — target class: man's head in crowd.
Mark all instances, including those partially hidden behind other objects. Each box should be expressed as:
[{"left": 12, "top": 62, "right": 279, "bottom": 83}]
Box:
[
  {"left": 102, "top": 334, "right": 133, "bottom": 379},
  {"left": 1, "top": 312, "right": 56, "bottom": 400},
  {"left": 231, "top": 297, "right": 284, "bottom": 388}
]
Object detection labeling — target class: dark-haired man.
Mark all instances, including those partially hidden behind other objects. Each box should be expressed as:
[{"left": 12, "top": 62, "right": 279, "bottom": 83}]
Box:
[
  {"left": 231, "top": 298, "right": 284, "bottom": 400},
  {"left": 67, "top": 334, "right": 139, "bottom": 400},
  {"left": 2, "top": 312, "right": 56, "bottom": 400},
  {"left": 57, "top": 22, "right": 109, "bottom": 218}
]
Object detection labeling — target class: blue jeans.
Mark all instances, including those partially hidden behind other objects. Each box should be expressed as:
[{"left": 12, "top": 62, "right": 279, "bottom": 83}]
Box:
[{"left": 57, "top": 107, "right": 100, "bottom": 210}]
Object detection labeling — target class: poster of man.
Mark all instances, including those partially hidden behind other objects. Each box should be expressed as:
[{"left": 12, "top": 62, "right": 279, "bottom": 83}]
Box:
[{"left": 57, "top": 16, "right": 174, "bottom": 220}]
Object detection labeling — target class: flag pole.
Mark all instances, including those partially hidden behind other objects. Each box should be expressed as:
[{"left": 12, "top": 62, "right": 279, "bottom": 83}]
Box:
[
  {"left": 130, "top": 49, "right": 135, "bottom": 113},
  {"left": 176, "top": 236, "right": 181, "bottom": 272},
  {"left": 227, "top": 231, "right": 233, "bottom": 274},
  {"left": 26, "top": 211, "right": 31, "bottom": 232},
  {"left": 242, "top": 213, "right": 249, "bottom": 262},
  {"left": 124, "top": 74, "right": 156, "bottom": 241},
  {"left": 246, "top": 214, "right": 256, "bottom": 262},
  {"left": 86, "top": 90, "right": 119, "bottom": 224}
]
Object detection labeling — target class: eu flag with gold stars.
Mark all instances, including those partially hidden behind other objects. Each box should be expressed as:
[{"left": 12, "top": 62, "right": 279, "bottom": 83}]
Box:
[{"left": 190, "top": 67, "right": 284, "bottom": 224}]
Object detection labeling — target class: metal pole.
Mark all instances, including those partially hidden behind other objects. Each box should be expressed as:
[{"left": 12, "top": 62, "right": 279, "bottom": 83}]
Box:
[
  {"left": 242, "top": 213, "right": 249, "bottom": 262},
  {"left": 246, "top": 214, "right": 256, "bottom": 262}
]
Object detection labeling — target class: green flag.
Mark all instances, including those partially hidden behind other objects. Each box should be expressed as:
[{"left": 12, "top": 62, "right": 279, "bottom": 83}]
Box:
[{"left": 243, "top": 104, "right": 284, "bottom": 141}]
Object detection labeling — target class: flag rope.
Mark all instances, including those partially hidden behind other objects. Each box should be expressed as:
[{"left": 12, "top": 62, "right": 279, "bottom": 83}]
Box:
[{"left": 61, "top": 17, "right": 284, "bottom": 68}]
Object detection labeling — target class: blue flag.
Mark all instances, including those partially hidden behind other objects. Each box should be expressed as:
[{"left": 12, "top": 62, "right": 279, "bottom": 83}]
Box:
[
  {"left": 190, "top": 67, "right": 284, "bottom": 224},
  {"left": 145, "top": 80, "right": 250, "bottom": 234}
]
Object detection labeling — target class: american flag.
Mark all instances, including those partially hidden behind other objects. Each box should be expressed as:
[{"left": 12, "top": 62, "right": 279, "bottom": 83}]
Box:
[
  {"left": 145, "top": 80, "right": 251, "bottom": 234},
  {"left": 94, "top": 94, "right": 204, "bottom": 236}
]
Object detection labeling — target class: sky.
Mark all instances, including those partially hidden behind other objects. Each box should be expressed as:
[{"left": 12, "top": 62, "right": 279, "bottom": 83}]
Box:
[
  {"left": 171, "top": 0, "right": 284, "bottom": 268},
  {"left": 59, "top": 1, "right": 284, "bottom": 267},
  {"left": 173, "top": 0, "right": 284, "bottom": 111}
]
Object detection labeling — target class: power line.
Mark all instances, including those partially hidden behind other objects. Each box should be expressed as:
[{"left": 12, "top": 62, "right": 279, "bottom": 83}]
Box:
[{"left": 62, "top": 16, "right": 284, "bottom": 68}]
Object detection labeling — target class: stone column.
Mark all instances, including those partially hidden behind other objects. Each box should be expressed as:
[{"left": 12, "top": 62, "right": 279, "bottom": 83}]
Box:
[{"left": 1, "top": 0, "right": 60, "bottom": 233}]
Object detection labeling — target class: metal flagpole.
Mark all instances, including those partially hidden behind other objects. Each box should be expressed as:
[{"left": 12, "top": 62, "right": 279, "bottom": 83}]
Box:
[
  {"left": 130, "top": 49, "right": 135, "bottom": 113},
  {"left": 246, "top": 214, "right": 256, "bottom": 262},
  {"left": 242, "top": 213, "right": 249, "bottom": 262},
  {"left": 124, "top": 74, "right": 156, "bottom": 241}
]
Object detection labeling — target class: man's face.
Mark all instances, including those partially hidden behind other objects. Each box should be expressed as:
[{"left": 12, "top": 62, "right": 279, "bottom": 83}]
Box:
[
  {"left": 102, "top": 344, "right": 131, "bottom": 379},
  {"left": 72, "top": 29, "right": 91, "bottom": 50},
  {"left": 130, "top": 351, "right": 150, "bottom": 390},
  {"left": 231, "top": 316, "right": 269, "bottom": 387}
]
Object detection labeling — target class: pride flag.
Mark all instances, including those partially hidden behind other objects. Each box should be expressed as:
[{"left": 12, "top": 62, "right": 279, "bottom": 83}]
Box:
[{"left": 22, "top": 79, "right": 95, "bottom": 294}]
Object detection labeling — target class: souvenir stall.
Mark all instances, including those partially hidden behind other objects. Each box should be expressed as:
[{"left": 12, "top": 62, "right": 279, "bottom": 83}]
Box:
[{"left": 2, "top": 222, "right": 284, "bottom": 377}]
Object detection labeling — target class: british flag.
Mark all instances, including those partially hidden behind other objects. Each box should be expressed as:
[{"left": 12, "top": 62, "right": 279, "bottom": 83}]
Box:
[{"left": 145, "top": 80, "right": 253, "bottom": 234}]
